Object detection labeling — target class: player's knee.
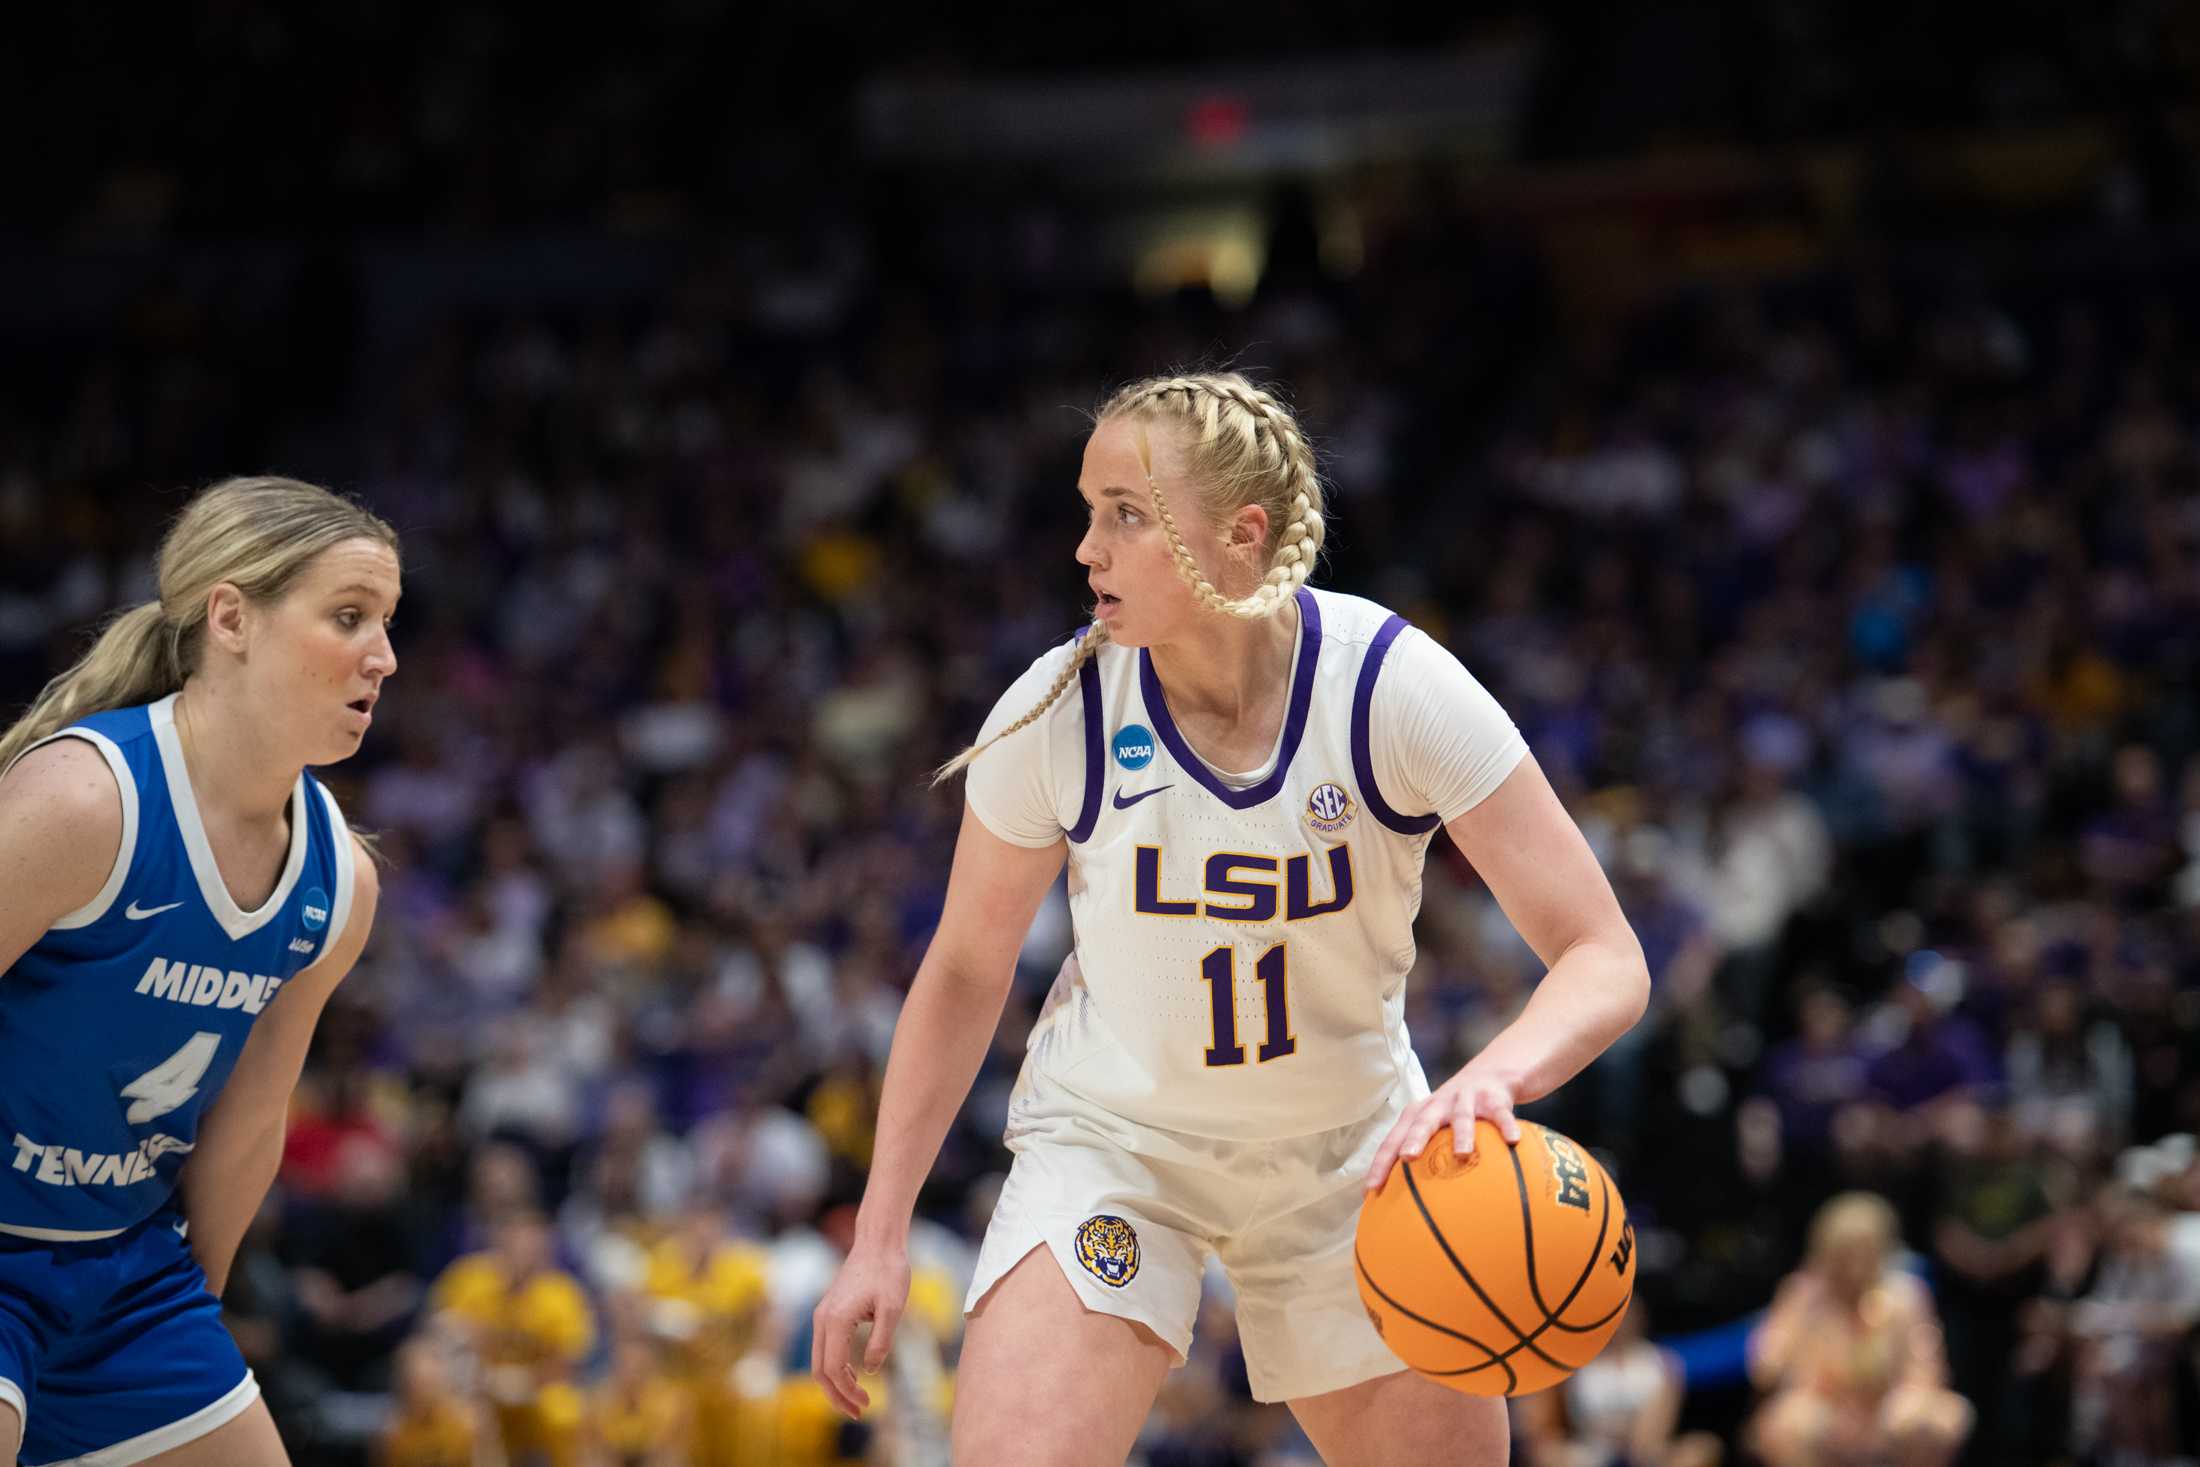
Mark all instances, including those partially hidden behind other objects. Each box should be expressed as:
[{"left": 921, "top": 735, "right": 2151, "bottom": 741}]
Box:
[{"left": 0, "top": 1399, "right": 18, "bottom": 1467}]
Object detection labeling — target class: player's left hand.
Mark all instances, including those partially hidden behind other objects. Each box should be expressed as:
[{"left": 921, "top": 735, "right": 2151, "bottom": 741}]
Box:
[{"left": 1363, "top": 1059, "right": 1526, "bottom": 1193}]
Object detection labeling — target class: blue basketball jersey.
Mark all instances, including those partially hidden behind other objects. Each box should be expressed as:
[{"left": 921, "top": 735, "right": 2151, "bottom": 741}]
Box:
[{"left": 0, "top": 693, "right": 356, "bottom": 1239}]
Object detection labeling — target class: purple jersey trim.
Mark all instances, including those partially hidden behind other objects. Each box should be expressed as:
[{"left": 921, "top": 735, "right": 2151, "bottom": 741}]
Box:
[
  {"left": 1352, "top": 615, "right": 1442, "bottom": 835},
  {"left": 1137, "top": 589, "right": 1321, "bottom": 810},
  {"left": 1066, "top": 635, "right": 1104, "bottom": 844}
]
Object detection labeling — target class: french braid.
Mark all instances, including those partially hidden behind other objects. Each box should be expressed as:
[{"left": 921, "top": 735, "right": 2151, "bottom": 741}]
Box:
[
  {"left": 1114, "top": 375, "right": 1324, "bottom": 620},
  {"left": 934, "top": 372, "right": 1323, "bottom": 781}
]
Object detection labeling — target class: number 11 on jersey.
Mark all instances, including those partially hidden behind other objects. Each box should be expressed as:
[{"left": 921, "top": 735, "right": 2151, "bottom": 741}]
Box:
[{"left": 1200, "top": 943, "right": 1295, "bottom": 1066}]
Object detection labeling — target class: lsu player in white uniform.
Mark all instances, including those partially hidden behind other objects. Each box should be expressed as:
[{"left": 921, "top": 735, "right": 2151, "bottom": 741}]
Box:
[{"left": 812, "top": 373, "right": 1650, "bottom": 1465}]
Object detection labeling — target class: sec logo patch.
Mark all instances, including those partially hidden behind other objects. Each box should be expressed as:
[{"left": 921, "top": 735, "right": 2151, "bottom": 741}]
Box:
[{"left": 1306, "top": 781, "right": 1355, "bottom": 836}]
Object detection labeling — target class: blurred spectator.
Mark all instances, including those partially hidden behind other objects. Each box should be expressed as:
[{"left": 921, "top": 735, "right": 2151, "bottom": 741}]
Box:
[
  {"left": 8, "top": 23, "right": 2200, "bottom": 1454},
  {"left": 2003, "top": 980, "right": 2135, "bottom": 1144},
  {"left": 2060, "top": 1171, "right": 2200, "bottom": 1463},
  {"left": 429, "top": 1211, "right": 597, "bottom": 1467},
  {"left": 1516, "top": 1303, "right": 1722, "bottom": 1467},
  {"left": 1748, "top": 1192, "right": 1972, "bottom": 1467},
  {"left": 1756, "top": 985, "right": 1871, "bottom": 1169},
  {"left": 285, "top": 1062, "right": 406, "bottom": 1201},
  {"left": 1926, "top": 1097, "right": 2056, "bottom": 1465},
  {"left": 588, "top": 1320, "right": 697, "bottom": 1467},
  {"left": 378, "top": 1334, "right": 504, "bottom": 1467},
  {"left": 288, "top": 1133, "right": 430, "bottom": 1391}
]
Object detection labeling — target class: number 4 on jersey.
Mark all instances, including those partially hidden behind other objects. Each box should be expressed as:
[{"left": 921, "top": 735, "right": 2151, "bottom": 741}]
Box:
[
  {"left": 121, "top": 1032, "right": 222, "bottom": 1123},
  {"left": 1200, "top": 943, "right": 1295, "bottom": 1066}
]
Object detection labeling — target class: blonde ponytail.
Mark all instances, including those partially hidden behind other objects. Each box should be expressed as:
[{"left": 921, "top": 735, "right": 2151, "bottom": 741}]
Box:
[{"left": 0, "top": 603, "right": 182, "bottom": 773}]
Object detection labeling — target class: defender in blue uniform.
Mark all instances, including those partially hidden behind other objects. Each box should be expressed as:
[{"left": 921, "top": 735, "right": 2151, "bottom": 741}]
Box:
[{"left": 0, "top": 478, "right": 398, "bottom": 1467}]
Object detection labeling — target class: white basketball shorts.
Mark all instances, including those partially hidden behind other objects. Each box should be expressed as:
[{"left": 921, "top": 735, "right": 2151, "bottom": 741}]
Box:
[{"left": 964, "top": 1058, "right": 1429, "bottom": 1403}]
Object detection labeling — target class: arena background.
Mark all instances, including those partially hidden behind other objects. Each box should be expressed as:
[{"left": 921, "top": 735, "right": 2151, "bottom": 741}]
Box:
[{"left": 4, "top": 4, "right": 2200, "bottom": 1463}]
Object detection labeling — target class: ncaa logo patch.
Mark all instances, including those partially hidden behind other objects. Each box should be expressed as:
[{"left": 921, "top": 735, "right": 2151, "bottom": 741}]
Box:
[
  {"left": 1112, "top": 724, "right": 1156, "bottom": 771},
  {"left": 1305, "top": 781, "right": 1355, "bottom": 836},
  {"left": 1074, "top": 1214, "right": 1141, "bottom": 1288},
  {"left": 301, "top": 887, "right": 330, "bottom": 933}
]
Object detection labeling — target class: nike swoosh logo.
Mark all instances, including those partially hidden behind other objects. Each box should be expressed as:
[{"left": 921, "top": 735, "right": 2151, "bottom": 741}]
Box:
[
  {"left": 124, "top": 900, "right": 184, "bottom": 921},
  {"left": 1113, "top": 785, "right": 1173, "bottom": 810}
]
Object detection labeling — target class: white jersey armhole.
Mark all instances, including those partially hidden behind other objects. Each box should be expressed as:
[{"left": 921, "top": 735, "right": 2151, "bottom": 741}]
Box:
[
  {"left": 317, "top": 784, "right": 359, "bottom": 951},
  {"left": 1370, "top": 627, "right": 1527, "bottom": 826},
  {"left": 964, "top": 638, "right": 1086, "bottom": 848},
  {"left": 6, "top": 729, "right": 140, "bottom": 930}
]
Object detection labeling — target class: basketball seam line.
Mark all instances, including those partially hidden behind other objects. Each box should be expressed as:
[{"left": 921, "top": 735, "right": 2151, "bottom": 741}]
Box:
[
  {"left": 1392, "top": 1146, "right": 1630, "bottom": 1378},
  {"left": 1401, "top": 1160, "right": 1572, "bottom": 1372},
  {"left": 1553, "top": 1170, "right": 1628, "bottom": 1333},
  {"left": 1353, "top": 1249, "right": 1518, "bottom": 1394},
  {"left": 1510, "top": 1145, "right": 1626, "bottom": 1335},
  {"left": 1373, "top": 1159, "right": 1616, "bottom": 1382}
]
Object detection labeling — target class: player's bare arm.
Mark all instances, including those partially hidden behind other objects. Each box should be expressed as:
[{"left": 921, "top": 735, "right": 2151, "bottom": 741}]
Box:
[
  {"left": 180, "top": 835, "right": 381, "bottom": 1295},
  {"left": 0, "top": 741, "right": 126, "bottom": 976},
  {"left": 810, "top": 805, "right": 1065, "bottom": 1417},
  {"left": 1367, "top": 752, "right": 1650, "bottom": 1187}
]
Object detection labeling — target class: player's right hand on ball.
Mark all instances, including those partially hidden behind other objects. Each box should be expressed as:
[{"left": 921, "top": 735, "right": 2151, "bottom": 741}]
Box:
[{"left": 810, "top": 1245, "right": 911, "bottom": 1418}]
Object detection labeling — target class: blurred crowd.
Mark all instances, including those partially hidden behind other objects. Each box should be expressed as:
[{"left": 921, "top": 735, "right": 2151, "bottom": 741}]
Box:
[
  {"left": 9, "top": 225, "right": 2200, "bottom": 1461},
  {"left": 7, "top": 10, "right": 2200, "bottom": 1465}
]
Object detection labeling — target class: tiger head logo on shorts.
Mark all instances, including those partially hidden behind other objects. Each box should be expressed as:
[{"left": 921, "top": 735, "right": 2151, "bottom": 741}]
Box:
[{"left": 1074, "top": 1214, "right": 1141, "bottom": 1288}]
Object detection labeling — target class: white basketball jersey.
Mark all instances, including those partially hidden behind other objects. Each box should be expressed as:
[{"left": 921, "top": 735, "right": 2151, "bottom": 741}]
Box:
[{"left": 966, "top": 588, "right": 1528, "bottom": 1141}]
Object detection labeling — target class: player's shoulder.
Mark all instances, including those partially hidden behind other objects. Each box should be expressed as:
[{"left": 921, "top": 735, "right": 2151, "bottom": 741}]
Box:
[
  {"left": 0, "top": 735, "right": 131, "bottom": 942},
  {"left": 1305, "top": 586, "right": 1409, "bottom": 651},
  {"left": 1306, "top": 588, "right": 1484, "bottom": 681},
  {"left": 0, "top": 735, "right": 126, "bottom": 840}
]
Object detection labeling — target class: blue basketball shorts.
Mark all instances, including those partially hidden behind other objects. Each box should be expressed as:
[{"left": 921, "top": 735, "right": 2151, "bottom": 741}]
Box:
[{"left": 0, "top": 1211, "right": 257, "bottom": 1466}]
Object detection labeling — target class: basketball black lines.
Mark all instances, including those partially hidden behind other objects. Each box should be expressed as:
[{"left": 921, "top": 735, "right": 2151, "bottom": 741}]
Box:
[
  {"left": 1371, "top": 1147, "right": 1625, "bottom": 1384},
  {"left": 1356, "top": 1122, "right": 1638, "bottom": 1397},
  {"left": 1399, "top": 1159, "right": 1575, "bottom": 1373},
  {"left": 1508, "top": 1148, "right": 1627, "bottom": 1337},
  {"left": 1351, "top": 1248, "right": 1517, "bottom": 1394}
]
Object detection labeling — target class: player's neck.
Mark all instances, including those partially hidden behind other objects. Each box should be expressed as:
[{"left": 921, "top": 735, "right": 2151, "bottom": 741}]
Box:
[
  {"left": 1145, "top": 597, "right": 1300, "bottom": 725},
  {"left": 170, "top": 681, "right": 298, "bottom": 826}
]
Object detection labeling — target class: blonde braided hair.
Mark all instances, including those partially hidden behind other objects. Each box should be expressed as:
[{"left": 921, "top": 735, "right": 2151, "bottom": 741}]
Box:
[
  {"left": 933, "top": 372, "right": 1324, "bottom": 784},
  {"left": 1110, "top": 374, "right": 1325, "bottom": 620}
]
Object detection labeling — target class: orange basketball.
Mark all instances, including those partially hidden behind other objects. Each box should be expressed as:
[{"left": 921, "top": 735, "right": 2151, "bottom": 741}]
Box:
[{"left": 1356, "top": 1118, "right": 1636, "bottom": 1396}]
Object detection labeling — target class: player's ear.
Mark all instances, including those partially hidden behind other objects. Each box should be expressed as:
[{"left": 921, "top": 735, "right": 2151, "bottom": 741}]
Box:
[
  {"left": 202, "top": 583, "right": 249, "bottom": 656},
  {"left": 1228, "top": 502, "right": 1271, "bottom": 568}
]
